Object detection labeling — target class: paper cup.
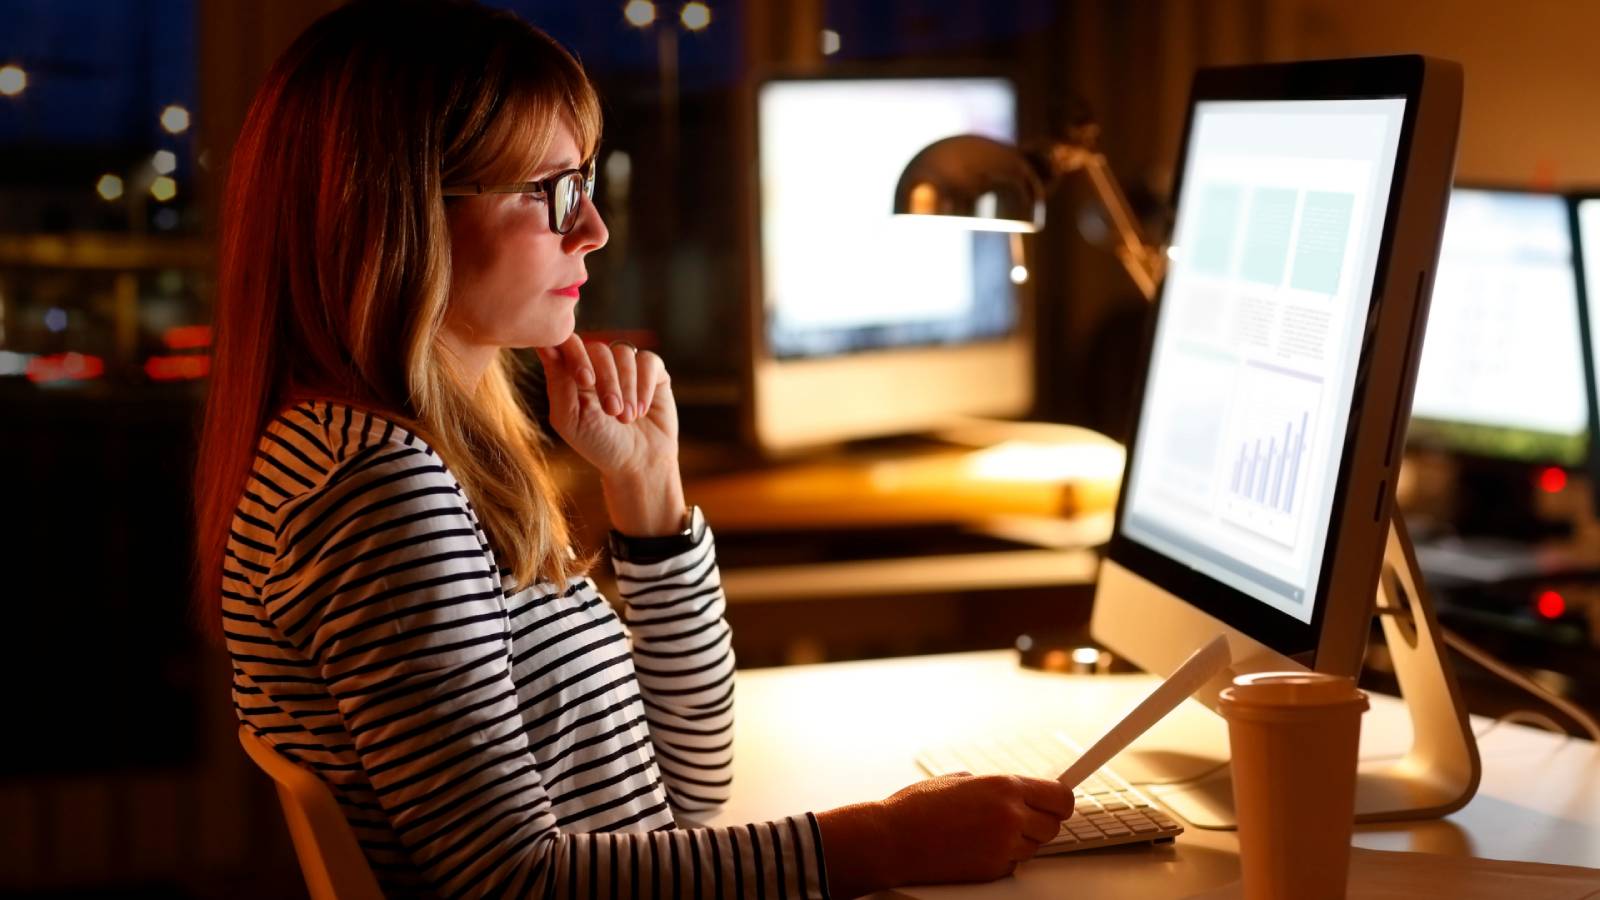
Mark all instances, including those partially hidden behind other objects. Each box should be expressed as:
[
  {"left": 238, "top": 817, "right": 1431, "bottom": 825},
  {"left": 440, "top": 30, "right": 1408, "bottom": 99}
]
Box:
[{"left": 1219, "top": 672, "right": 1368, "bottom": 900}]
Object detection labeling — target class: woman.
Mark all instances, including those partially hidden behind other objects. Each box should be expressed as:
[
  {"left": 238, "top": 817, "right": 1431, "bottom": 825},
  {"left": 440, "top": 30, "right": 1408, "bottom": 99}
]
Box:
[{"left": 194, "top": 1, "right": 1075, "bottom": 896}]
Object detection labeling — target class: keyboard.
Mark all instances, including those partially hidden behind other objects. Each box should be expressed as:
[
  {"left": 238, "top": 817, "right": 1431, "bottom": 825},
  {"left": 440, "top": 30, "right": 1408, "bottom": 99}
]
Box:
[{"left": 915, "top": 729, "right": 1183, "bottom": 854}]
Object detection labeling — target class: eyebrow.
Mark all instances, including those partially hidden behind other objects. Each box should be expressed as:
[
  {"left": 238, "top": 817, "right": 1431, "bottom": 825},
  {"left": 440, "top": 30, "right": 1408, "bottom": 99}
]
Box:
[{"left": 535, "top": 159, "right": 577, "bottom": 177}]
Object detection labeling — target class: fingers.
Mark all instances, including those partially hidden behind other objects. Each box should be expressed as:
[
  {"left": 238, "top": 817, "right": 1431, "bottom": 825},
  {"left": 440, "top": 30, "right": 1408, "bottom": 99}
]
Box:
[
  {"left": 585, "top": 340, "right": 623, "bottom": 416},
  {"left": 535, "top": 345, "right": 580, "bottom": 422},
  {"left": 544, "top": 336, "right": 668, "bottom": 424},
  {"left": 1017, "top": 776, "right": 1077, "bottom": 818},
  {"left": 554, "top": 334, "right": 594, "bottom": 388},
  {"left": 611, "top": 343, "right": 639, "bottom": 421},
  {"left": 636, "top": 350, "right": 666, "bottom": 420},
  {"left": 1019, "top": 808, "right": 1063, "bottom": 845}
]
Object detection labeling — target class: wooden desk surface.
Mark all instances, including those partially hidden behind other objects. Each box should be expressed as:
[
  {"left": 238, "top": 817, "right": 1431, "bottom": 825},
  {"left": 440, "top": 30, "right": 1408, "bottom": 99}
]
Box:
[
  {"left": 693, "top": 652, "right": 1600, "bottom": 898},
  {"left": 683, "top": 435, "right": 1124, "bottom": 532}
]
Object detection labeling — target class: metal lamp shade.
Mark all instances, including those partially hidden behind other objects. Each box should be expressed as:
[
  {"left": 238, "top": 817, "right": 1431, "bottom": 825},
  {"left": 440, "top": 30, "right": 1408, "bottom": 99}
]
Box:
[{"left": 892, "top": 134, "right": 1045, "bottom": 232}]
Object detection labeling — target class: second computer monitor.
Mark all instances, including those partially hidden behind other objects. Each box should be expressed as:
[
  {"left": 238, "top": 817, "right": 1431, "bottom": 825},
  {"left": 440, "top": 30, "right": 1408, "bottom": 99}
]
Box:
[
  {"left": 1570, "top": 195, "right": 1600, "bottom": 517},
  {"left": 746, "top": 74, "right": 1031, "bottom": 451},
  {"left": 1408, "top": 187, "right": 1588, "bottom": 466}
]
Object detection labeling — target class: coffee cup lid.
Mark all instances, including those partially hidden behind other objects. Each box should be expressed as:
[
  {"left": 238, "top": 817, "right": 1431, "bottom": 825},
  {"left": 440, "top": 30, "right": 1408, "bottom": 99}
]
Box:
[{"left": 1219, "top": 671, "right": 1367, "bottom": 708}]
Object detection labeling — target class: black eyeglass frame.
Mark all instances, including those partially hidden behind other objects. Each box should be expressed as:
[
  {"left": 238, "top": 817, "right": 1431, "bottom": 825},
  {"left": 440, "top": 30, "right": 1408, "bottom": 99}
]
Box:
[{"left": 441, "top": 159, "right": 597, "bottom": 235}]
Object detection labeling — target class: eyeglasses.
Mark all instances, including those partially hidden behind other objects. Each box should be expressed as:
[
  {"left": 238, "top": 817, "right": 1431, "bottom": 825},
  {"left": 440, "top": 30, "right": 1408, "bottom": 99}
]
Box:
[{"left": 442, "top": 159, "right": 597, "bottom": 235}]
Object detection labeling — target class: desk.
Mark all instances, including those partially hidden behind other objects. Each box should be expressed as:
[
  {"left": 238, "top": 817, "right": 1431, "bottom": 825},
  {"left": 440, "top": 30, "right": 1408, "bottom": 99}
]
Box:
[{"left": 694, "top": 652, "right": 1600, "bottom": 898}]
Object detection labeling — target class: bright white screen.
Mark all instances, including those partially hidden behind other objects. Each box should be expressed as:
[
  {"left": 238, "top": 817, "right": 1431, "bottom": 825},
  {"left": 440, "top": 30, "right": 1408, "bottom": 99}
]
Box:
[
  {"left": 758, "top": 79, "right": 1017, "bottom": 357},
  {"left": 1120, "top": 99, "right": 1407, "bottom": 624},
  {"left": 1411, "top": 190, "right": 1586, "bottom": 444}
]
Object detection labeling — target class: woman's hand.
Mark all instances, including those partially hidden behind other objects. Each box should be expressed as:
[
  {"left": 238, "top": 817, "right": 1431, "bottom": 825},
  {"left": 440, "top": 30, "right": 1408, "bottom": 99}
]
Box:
[
  {"left": 537, "top": 334, "right": 686, "bottom": 536},
  {"left": 816, "top": 774, "right": 1076, "bottom": 898}
]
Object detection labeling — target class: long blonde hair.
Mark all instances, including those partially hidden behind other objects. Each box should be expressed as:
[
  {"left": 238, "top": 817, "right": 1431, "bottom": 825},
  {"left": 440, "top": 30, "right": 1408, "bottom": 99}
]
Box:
[{"left": 194, "top": 0, "right": 599, "bottom": 639}]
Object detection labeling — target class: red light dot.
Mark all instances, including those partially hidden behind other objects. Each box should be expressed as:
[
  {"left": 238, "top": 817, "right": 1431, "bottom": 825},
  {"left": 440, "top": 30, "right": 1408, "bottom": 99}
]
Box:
[
  {"left": 1536, "top": 590, "right": 1566, "bottom": 619},
  {"left": 162, "top": 324, "right": 213, "bottom": 350},
  {"left": 1538, "top": 467, "right": 1568, "bottom": 493}
]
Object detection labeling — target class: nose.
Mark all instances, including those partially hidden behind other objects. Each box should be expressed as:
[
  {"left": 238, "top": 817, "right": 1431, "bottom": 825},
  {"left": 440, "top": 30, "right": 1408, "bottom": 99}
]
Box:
[{"left": 563, "top": 193, "right": 608, "bottom": 255}]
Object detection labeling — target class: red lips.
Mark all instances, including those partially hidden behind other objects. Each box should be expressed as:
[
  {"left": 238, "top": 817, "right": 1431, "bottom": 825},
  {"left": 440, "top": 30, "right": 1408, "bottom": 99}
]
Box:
[{"left": 552, "top": 279, "right": 585, "bottom": 298}]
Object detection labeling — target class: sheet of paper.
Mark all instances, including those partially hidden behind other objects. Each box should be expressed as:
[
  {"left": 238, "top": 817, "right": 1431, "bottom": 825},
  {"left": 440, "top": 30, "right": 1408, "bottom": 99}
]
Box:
[{"left": 1183, "top": 847, "right": 1600, "bottom": 900}]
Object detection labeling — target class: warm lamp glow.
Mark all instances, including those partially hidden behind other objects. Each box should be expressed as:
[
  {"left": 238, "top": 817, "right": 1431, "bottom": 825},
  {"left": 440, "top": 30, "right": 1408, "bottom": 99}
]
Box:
[
  {"left": 966, "top": 440, "right": 1126, "bottom": 483},
  {"left": 821, "top": 29, "right": 841, "bottom": 56},
  {"left": 150, "top": 176, "right": 178, "bottom": 202},
  {"left": 152, "top": 150, "right": 177, "bottom": 175}
]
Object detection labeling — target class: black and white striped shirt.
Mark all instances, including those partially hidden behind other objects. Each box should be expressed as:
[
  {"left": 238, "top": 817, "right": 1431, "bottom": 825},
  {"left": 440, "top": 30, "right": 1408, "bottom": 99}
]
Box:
[{"left": 224, "top": 401, "right": 829, "bottom": 898}]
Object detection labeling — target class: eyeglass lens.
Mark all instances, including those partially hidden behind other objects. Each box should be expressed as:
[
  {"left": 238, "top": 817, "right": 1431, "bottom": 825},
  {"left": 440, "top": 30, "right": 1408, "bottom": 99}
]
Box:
[{"left": 554, "top": 166, "right": 595, "bottom": 234}]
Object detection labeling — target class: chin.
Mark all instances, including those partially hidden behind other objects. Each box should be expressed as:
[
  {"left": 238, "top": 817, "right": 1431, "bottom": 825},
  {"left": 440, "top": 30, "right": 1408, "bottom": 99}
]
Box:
[{"left": 514, "top": 318, "right": 576, "bottom": 350}]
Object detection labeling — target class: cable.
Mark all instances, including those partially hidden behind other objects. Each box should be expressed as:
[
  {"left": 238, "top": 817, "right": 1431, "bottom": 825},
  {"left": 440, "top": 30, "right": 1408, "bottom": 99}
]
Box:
[
  {"left": 1481, "top": 709, "right": 1570, "bottom": 739},
  {"left": 1439, "top": 625, "right": 1600, "bottom": 744}
]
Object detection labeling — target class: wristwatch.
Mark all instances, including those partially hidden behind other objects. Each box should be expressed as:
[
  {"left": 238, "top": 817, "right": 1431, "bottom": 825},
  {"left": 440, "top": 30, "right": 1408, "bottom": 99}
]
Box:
[{"left": 608, "top": 505, "right": 705, "bottom": 564}]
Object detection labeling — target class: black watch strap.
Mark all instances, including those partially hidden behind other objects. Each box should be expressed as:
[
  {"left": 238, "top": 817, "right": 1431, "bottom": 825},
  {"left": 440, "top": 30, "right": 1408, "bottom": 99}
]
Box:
[{"left": 608, "top": 506, "right": 704, "bottom": 564}]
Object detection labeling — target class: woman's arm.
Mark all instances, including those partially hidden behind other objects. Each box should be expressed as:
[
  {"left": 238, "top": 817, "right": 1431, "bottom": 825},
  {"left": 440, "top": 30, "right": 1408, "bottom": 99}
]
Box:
[
  {"left": 611, "top": 507, "right": 735, "bottom": 811},
  {"left": 257, "top": 436, "right": 827, "bottom": 898}
]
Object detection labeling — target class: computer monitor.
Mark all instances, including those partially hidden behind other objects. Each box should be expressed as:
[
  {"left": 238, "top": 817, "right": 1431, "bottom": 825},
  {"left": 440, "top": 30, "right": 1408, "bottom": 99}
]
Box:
[
  {"left": 1573, "top": 194, "right": 1600, "bottom": 508},
  {"left": 1408, "top": 187, "right": 1588, "bottom": 467},
  {"left": 1090, "top": 56, "right": 1462, "bottom": 735},
  {"left": 745, "top": 74, "right": 1031, "bottom": 452}
]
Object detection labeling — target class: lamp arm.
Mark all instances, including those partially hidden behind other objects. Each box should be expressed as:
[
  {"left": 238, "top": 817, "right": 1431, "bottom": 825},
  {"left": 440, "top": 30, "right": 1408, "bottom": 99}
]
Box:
[
  {"left": 1035, "top": 140, "right": 1165, "bottom": 302},
  {"left": 1081, "top": 153, "right": 1164, "bottom": 302}
]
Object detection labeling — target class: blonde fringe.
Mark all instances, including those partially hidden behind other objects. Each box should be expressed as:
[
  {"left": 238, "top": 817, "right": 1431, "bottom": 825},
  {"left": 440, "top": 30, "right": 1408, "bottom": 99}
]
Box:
[{"left": 404, "top": 346, "right": 586, "bottom": 594}]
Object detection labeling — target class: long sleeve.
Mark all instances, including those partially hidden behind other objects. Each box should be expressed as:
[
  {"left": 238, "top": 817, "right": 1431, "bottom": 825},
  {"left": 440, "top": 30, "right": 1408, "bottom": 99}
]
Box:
[
  {"left": 228, "top": 404, "right": 831, "bottom": 899},
  {"left": 615, "top": 511, "right": 737, "bottom": 813}
]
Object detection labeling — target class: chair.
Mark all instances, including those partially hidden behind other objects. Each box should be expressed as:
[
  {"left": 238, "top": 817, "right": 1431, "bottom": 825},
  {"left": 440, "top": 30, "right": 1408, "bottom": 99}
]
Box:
[{"left": 238, "top": 725, "right": 386, "bottom": 900}]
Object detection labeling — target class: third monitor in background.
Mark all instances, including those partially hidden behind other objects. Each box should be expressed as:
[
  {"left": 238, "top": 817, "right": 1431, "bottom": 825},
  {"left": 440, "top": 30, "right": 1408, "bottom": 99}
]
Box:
[
  {"left": 1573, "top": 194, "right": 1600, "bottom": 533},
  {"left": 1405, "top": 186, "right": 1589, "bottom": 542}
]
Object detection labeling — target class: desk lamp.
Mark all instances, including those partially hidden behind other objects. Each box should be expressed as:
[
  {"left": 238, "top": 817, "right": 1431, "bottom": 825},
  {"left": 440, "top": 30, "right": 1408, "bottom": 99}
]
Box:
[{"left": 892, "top": 121, "right": 1166, "bottom": 300}]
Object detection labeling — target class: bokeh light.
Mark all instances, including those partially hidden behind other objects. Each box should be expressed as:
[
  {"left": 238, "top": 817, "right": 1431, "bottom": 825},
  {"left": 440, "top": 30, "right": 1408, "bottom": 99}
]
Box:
[
  {"left": 159, "top": 104, "right": 191, "bottom": 134},
  {"left": 0, "top": 64, "right": 26, "bottom": 96},
  {"left": 623, "top": 0, "right": 656, "bottom": 27},
  {"left": 680, "top": 1, "right": 711, "bottom": 31},
  {"left": 96, "top": 174, "right": 125, "bottom": 201}
]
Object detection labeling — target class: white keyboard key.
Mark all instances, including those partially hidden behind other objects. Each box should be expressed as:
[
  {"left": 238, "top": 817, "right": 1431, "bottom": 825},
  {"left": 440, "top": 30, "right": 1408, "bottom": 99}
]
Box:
[{"left": 915, "top": 729, "right": 1184, "bottom": 854}]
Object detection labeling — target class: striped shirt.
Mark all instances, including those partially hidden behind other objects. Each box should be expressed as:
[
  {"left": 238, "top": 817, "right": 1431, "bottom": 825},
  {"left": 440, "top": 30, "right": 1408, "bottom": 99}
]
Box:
[{"left": 223, "top": 401, "right": 829, "bottom": 898}]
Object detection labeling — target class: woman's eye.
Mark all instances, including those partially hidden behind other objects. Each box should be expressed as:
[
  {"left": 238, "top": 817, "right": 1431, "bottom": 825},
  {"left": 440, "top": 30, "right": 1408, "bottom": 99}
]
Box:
[{"left": 522, "top": 190, "right": 547, "bottom": 205}]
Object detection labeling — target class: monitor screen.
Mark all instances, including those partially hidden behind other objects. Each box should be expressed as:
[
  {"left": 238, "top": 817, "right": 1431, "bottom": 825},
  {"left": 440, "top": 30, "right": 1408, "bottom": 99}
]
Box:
[
  {"left": 1118, "top": 98, "right": 1407, "bottom": 625},
  {"left": 1407, "top": 189, "right": 1587, "bottom": 465},
  {"left": 1578, "top": 198, "right": 1600, "bottom": 454},
  {"left": 756, "top": 77, "right": 1019, "bottom": 359}
]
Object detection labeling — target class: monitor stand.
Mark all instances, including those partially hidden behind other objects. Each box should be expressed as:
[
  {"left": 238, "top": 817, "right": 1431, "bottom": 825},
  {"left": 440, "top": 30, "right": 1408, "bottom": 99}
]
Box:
[{"left": 1144, "top": 513, "right": 1483, "bottom": 829}]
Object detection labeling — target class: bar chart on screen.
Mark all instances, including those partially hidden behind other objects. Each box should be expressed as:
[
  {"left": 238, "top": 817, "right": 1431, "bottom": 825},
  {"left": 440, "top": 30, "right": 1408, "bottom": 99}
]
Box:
[{"left": 1216, "top": 360, "right": 1322, "bottom": 547}]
